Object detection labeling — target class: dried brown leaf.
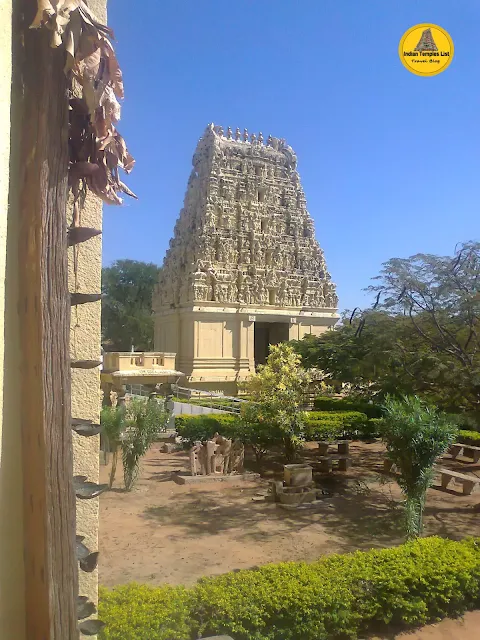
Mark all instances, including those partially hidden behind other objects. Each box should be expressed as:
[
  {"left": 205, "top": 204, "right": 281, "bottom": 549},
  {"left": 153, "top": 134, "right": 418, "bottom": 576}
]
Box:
[
  {"left": 30, "top": 0, "right": 55, "bottom": 29},
  {"left": 64, "top": 10, "right": 82, "bottom": 72},
  {"left": 94, "top": 107, "right": 109, "bottom": 139},
  {"left": 118, "top": 181, "right": 138, "bottom": 199},
  {"left": 78, "top": 2, "right": 115, "bottom": 40},
  {"left": 102, "top": 39, "right": 124, "bottom": 99}
]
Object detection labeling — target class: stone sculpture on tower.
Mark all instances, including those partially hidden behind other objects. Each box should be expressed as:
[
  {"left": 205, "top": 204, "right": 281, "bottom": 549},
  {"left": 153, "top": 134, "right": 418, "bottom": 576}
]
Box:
[{"left": 153, "top": 124, "right": 339, "bottom": 394}]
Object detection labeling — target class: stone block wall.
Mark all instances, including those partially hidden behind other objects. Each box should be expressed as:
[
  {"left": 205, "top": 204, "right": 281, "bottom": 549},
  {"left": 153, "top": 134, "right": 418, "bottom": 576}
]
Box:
[{"left": 69, "top": 0, "right": 106, "bottom": 630}]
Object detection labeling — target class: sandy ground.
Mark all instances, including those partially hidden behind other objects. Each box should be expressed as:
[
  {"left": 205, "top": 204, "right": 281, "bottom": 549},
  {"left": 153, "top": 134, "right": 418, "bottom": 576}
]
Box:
[
  {"left": 395, "top": 611, "right": 480, "bottom": 639},
  {"left": 99, "top": 440, "right": 480, "bottom": 638}
]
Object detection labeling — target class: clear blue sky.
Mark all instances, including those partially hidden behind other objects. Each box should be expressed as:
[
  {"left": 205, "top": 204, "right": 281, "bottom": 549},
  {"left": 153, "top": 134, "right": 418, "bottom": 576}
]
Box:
[{"left": 104, "top": 0, "right": 479, "bottom": 312}]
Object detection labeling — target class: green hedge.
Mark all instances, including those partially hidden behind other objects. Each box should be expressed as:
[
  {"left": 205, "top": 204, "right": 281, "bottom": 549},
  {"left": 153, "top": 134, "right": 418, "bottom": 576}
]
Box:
[
  {"left": 304, "top": 411, "right": 382, "bottom": 441},
  {"left": 99, "top": 537, "right": 480, "bottom": 640},
  {"left": 175, "top": 411, "right": 382, "bottom": 447},
  {"left": 313, "top": 396, "right": 383, "bottom": 419},
  {"left": 175, "top": 414, "right": 239, "bottom": 446},
  {"left": 458, "top": 430, "right": 480, "bottom": 446}
]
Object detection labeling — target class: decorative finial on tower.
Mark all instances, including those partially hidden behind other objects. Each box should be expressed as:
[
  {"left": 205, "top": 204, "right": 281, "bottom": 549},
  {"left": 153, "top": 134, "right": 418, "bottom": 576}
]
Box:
[
  {"left": 226, "top": 126, "right": 232, "bottom": 139},
  {"left": 218, "top": 125, "right": 224, "bottom": 137},
  {"left": 250, "top": 132, "right": 257, "bottom": 143},
  {"left": 235, "top": 127, "right": 241, "bottom": 141},
  {"left": 267, "top": 134, "right": 273, "bottom": 147},
  {"left": 258, "top": 132, "right": 264, "bottom": 144},
  {"left": 243, "top": 128, "right": 249, "bottom": 142}
]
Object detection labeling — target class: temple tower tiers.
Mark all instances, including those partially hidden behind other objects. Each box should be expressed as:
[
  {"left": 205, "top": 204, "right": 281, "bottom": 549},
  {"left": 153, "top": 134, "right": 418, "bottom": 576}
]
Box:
[{"left": 153, "top": 124, "right": 339, "bottom": 394}]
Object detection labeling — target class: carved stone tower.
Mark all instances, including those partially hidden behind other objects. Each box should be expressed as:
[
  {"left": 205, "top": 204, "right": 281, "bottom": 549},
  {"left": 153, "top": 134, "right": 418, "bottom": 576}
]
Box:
[
  {"left": 415, "top": 28, "right": 438, "bottom": 52},
  {"left": 153, "top": 124, "right": 339, "bottom": 393}
]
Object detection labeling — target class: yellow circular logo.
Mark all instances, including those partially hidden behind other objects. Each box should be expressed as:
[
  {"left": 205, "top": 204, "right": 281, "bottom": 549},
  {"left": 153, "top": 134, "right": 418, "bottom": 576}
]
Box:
[{"left": 399, "top": 24, "right": 454, "bottom": 77}]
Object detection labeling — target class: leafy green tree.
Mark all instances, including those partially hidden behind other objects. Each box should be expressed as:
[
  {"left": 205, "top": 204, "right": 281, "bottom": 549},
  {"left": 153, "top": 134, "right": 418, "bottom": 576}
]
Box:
[
  {"left": 240, "top": 343, "right": 310, "bottom": 461},
  {"left": 368, "top": 241, "right": 480, "bottom": 413},
  {"left": 291, "top": 242, "right": 480, "bottom": 414},
  {"left": 100, "top": 405, "right": 126, "bottom": 488},
  {"left": 122, "top": 398, "right": 170, "bottom": 491},
  {"left": 102, "top": 259, "right": 159, "bottom": 351},
  {"left": 381, "top": 396, "right": 457, "bottom": 539},
  {"left": 239, "top": 403, "right": 283, "bottom": 463}
]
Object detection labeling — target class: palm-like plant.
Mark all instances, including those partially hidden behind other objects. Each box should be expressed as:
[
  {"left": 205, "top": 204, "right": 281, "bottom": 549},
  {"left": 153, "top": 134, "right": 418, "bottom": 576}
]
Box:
[
  {"left": 381, "top": 395, "right": 457, "bottom": 539},
  {"left": 122, "top": 398, "right": 169, "bottom": 491},
  {"left": 100, "top": 405, "right": 126, "bottom": 489}
]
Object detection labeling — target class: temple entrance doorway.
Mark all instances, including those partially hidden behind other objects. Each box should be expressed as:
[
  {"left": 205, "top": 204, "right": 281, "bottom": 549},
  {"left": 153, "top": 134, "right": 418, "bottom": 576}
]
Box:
[{"left": 253, "top": 321, "right": 290, "bottom": 368}]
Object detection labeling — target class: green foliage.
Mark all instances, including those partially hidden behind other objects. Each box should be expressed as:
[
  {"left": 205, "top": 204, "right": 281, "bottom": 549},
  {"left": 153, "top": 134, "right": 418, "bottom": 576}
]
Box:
[
  {"left": 458, "top": 430, "right": 480, "bottom": 445},
  {"left": 174, "top": 412, "right": 279, "bottom": 462},
  {"left": 239, "top": 402, "right": 284, "bottom": 461},
  {"left": 173, "top": 396, "right": 243, "bottom": 411},
  {"left": 99, "top": 537, "right": 480, "bottom": 640},
  {"left": 363, "top": 417, "right": 384, "bottom": 439},
  {"left": 175, "top": 414, "right": 238, "bottom": 446},
  {"left": 292, "top": 312, "right": 432, "bottom": 400},
  {"left": 381, "top": 396, "right": 458, "bottom": 539},
  {"left": 102, "top": 259, "right": 159, "bottom": 351},
  {"left": 241, "top": 343, "right": 310, "bottom": 461},
  {"left": 304, "top": 411, "right": 368, "bottom": 441},
  {"left": 122, "top": 399, "right": 170, "bottom": 491},
  {"left": 313, "top": 396, "right": 383, "bottom": 418},
  {"left": 447, "top": 413, "right": 480, "bottom": 432},
  {"left": 291, "top": 242, "right": 480, "bottom": 415},
  {"left": 99, "top": 583, "right": 192, "bottom": 640},
  {"left": 100, "top": 405, "right": 126, "bottom": 488},
  {"left": 101, "top": 405, "right": 126, "bottom": 443}
]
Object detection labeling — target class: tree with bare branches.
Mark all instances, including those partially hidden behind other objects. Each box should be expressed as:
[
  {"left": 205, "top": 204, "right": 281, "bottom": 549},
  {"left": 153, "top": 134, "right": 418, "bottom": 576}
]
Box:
[{"left": 291, "top": 242, "right": 480, "bottom": 415}]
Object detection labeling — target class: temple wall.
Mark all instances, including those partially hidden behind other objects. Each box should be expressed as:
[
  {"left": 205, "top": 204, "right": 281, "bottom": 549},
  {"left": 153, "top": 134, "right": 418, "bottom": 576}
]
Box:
[
  {"left": 156, "top": 305, "right": 333, "bottom": 393},
  {"left": 69, "top": 0, "right": 106, "bottom": 632},
  {"left": 154, "top": 124, "right": 339, "bottom": 392}
]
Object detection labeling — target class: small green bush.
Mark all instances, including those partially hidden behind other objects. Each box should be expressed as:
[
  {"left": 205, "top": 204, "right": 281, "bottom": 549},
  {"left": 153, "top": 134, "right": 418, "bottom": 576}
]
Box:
[
  {"left": 304, "top": 410, "right": 369, "bottom": 441},
  {"left": 314, "top": 396, "right": 383, "bottom": 418},
  {"left": 99, "top": 537, "right": 480, "bottom": 640},
  {"left": 362, "top": 417, "right": 384, "bottom": 439},
  {"left": 447, "top": 413, "right": 480, "bottom": 432},
  {"left": 99, "top": 583, "right": 192, "bottom": 640},
  {"left": 175, "top": 414, "right": 238, "bottom": 446},
  {"left": 458, "top": 429, "right": 480, "bottom": 445}
]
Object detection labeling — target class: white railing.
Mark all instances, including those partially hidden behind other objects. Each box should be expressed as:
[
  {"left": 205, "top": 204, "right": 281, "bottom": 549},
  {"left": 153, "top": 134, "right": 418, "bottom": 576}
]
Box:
[{"left": 172, "top": 385, "right": 247, "bottom": 414}]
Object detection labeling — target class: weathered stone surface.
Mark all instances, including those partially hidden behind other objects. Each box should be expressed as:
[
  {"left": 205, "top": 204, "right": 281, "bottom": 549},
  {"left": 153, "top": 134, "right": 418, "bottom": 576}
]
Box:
[
  {"left": 154, "top": 124, "right": 337, "bottom": 311},
  {"left": 172, "top": 472, "right": 259, "bottom": 485},
  {"left": 153, "top": 124, "right": 339, "bottom": 391}
]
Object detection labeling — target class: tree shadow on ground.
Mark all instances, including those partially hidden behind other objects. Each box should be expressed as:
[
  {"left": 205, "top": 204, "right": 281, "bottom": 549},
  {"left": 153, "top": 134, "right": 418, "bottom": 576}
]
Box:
[{"left": 141, "top": 442, "right": 479, "bottom": 551}]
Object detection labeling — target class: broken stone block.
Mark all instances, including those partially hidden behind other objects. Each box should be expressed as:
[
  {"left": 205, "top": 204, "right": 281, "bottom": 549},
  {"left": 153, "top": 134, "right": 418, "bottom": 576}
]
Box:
[{"left": 283, "top": 464, "right": 313, "bottom": 487}]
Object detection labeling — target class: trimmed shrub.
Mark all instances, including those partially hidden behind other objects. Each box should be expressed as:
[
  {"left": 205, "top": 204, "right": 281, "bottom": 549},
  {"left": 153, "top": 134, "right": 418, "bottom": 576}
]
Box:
[
  {"left": 304, "top": 411, "right": 369, "bottom": 441},
  {"left": 175, "top": 414, "right": 238, "bottom": 446},
  {"left": 314, "top": 396, "right": 383, "bottom": 418},
  {"left": 99, "top": 583, "right": 192, "bottom": 640},
  {"left": 362, "top": 417, "right": 384, "bottom": 439},
  {"left": 99, "top": 537, "right": 480, "bottom": 640},
  {"left": 447, "top": 413, "right": 480, "bottom": 433},
  {"left": 458, "top": 429, "right": 480, "bottom": 445}
]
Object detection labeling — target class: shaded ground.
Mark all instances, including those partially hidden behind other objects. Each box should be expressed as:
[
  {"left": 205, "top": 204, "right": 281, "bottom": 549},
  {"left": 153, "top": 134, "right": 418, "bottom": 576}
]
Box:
[
  {"left": 393, "top": 611, "right": 480, "bottom": 640},
  {"left": 99, "top": 441, "right": 479, "bottom": 589}
]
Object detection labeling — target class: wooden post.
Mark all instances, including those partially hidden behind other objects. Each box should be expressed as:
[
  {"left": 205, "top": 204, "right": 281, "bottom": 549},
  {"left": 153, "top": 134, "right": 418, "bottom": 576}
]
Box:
[{"left": 17, "top": 4, "right": 78, "bottom": 638}]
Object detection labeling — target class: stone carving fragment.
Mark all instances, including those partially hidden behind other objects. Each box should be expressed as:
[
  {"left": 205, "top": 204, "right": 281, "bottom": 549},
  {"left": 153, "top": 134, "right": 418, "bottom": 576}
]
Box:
[{"left": 189, "top": 434, "right": 245, "bottom": 476}]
